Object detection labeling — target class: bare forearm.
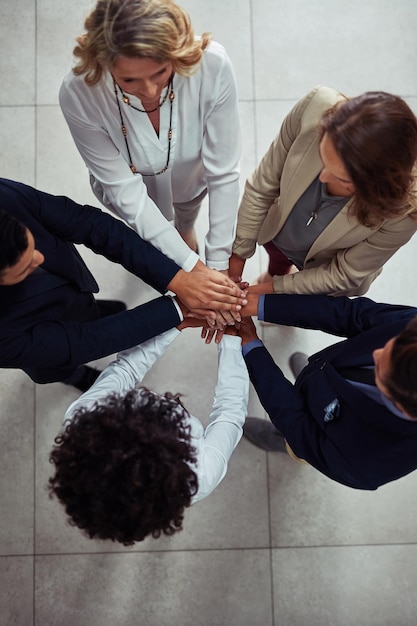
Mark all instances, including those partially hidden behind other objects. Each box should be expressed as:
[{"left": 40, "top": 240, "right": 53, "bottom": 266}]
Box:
[{"left": 229, "top": 253, "right": 246, "bottom": 279}]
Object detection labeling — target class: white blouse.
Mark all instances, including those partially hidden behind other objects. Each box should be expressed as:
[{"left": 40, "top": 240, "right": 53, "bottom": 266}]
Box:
[
  {"left": 64, "top": 329, "right": 249, "bottom": 503},
  {"left": 60, "top": 41, "right": 241, "bottom": 271}
]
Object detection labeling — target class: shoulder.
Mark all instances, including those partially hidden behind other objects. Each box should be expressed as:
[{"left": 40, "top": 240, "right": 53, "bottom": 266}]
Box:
[
  {"left": 199, "top": 40, "right": 234, "bottom": 75},
  {"left": 0, "top": 178, "right": 41, "bottom": 212},
  {"left": 292, "top": 85, "right": 348, "bottom": 127},
  {"left": 59, "top": 70, "right": 109, "bottom": 113},
  {"left": 59, "top": 69, "right": 82, "bottom": 99},
  {"left": 306, "top": 85, "right": 347, "bottom": 108}
]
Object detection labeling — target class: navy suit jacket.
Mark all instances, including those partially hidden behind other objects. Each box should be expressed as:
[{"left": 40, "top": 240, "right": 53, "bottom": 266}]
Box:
[
  {"left": 0, "top": 179, "right": 182, "bottom": 382},
  {"left": 244, "top": 294, "right": 417, "bottom": 490}
]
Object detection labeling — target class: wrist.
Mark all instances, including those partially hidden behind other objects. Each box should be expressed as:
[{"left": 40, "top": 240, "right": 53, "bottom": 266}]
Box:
[{"left": 241, "top": 334, "right": 258, "bottom": 346}]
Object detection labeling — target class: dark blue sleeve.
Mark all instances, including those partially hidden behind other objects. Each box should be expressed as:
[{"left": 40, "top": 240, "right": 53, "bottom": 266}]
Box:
[
  {"left": 263, "top": 294, "right": 417, "bottom": 339},
  {"left": 0, "top": 296, "right": 180, "bottom": 370},
  {"left": 0, "top": 179, "right": 181, "bottom": 294},
  {"left": 244, "top": 345, "right": 367, "bottom": 488}
]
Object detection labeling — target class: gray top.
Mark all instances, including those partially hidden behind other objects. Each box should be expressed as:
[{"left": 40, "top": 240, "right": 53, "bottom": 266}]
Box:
[{"left": 272, "top": 177, "right": 350, "bottom": 268}]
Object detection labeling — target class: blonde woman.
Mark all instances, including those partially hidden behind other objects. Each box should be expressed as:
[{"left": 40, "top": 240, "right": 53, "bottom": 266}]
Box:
[{"left": 60, "top": 0, "right": 241, "bottom": 281}]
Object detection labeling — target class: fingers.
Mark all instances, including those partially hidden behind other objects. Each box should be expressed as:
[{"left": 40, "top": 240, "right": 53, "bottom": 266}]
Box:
[
  {"left": 197, "top": 267, "right": 247, "bottom": 296},
  {"left": 204, "top": 300, "right": 246, "bottom": 312},
  {"left": 228, "top": 276, "right": 249, "bottom": 291},
  {"left": 200, "top": 327, "right": 225, "bottom": 344},
  {"left": 227, "top": 308, "right": 242, "bottom": 323},
  {"left": 201, "top": 327, "right": 217, "bottom": 344},
  {"left": 187, "top": 310, "right": 217, "bottom": 325},
  {"left": 212, "top": 279, "right": 247, "bottom": 298},
  {"left": 215, "top": 309, "right": 235, "bottom": 326}
]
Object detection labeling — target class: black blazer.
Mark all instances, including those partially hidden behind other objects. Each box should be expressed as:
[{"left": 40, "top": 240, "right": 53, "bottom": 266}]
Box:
[
  {"left": 0, "top": 179, "right": 182, "bottom": 382},
  {"left": 244, "top": 294, "right": 417, "bottom": 490}
]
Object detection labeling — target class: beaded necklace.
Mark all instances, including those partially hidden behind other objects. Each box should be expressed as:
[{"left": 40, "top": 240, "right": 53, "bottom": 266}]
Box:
[{"left": 113, "top": 75, "right": 175, "bottom": 176}]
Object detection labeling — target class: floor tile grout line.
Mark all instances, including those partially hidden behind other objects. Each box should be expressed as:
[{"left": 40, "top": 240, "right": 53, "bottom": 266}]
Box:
[
  {"left": 4, "top": 539, "right": 417, "bottom": 560},
  {"left": 266, "top": 452, "right": 276, "bottom": 626},
  {"left": 33, "top": 5, "right": 38, "bottom": 624},
  {"left": 248, "top": 0, "right": 258, "bottom": 163},
  {"left": 248, "top": 0, "right": 274, "bottom": 618},
  {"left": 3, "top": 539, "right": 417, "bottom": 559}
]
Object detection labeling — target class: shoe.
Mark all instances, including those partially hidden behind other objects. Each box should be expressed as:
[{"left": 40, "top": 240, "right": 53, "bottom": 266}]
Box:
[
  {"left": 289, "top": 352, "right": 308, "bottom": 379},
  {"left": 96, "top": 299, "right": 127, "bottom": 317},
  {"left": 64, "top": 365, "right": 102, "bottom": 392},
  {"left": 243, "top": 417, "right": 287, "bottom": 452}
]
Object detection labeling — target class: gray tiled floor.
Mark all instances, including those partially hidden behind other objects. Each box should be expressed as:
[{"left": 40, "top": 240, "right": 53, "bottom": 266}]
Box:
[{"left": 1, "top": 1, "right": 417, "bottom": 625}]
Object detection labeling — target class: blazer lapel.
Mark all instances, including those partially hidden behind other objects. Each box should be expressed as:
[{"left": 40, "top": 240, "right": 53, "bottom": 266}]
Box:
[
  {"left": 279, "top": 140, "right": 322, "bottom": 217},
  {"left": 259, "top": 138, "right": 322, "bottom": 242}
]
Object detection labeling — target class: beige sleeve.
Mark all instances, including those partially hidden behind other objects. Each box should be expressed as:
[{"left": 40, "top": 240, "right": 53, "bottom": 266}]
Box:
[
  {"left": 232, "top": 85, "right": 335, "bottom": 259},
  {"left": 271, "top": 214, "right": 417, "bottom": 296}
]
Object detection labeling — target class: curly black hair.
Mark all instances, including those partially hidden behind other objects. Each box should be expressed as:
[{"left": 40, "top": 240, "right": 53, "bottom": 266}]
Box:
[{"left": 49, "top": 387, "right": 198, "bottom": 545}]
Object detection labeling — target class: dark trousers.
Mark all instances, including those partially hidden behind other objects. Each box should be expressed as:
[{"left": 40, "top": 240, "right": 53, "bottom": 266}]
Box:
[{"left": 264, "top": 241, "right": 294, "bottom": 275}]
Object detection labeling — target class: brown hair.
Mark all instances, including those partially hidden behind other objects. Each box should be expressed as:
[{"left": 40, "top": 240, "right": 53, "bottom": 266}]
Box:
[
  {"left": 385, "top": 316, "right": 417, "bottom": 418},
  {"left": 72, "top": 0, "right": 212, "bottom": 85},
  {"left": 319, "top": 92, "right": 417, "bottom": 227}
]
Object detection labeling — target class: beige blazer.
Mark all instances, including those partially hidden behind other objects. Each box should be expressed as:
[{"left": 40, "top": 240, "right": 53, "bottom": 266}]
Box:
[{"left": 233, "top": 85, "right": 417, "bottom": 296}]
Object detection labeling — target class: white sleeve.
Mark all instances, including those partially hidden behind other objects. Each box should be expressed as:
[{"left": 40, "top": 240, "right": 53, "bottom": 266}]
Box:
[
  {"left": 201, "top": 47, "right": 241, "bottom": 270},
  {"left": 59, "top": 78, "right": 198, "bottom": 271},
  {"left": 192, "top": 334, "right": 249, "bottom": 502},
  {"left": 64, "top": 328, "right": 180, "bottom": 421}
]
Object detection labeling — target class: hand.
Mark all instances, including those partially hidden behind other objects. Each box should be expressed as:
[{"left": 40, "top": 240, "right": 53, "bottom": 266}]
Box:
[
  {"left": 235, "top": 316, "right": 259, "bottom": 346},
  {"left": 177, "top": 316, "right": 207, "bottom": 331},
  {"left": 200, "top": 317, "right": 242, "bottom": 345},
  {"left": 240, "top": 290, "right": 260, "bottom": 317},
  {"left": 199, "top": 279, "right": 252, "bottom": 342},
  {"left": 167, "top": 261, "right": 247, "bottom": 315},
  {"left": 201, "top": 323, "right": 229, "bottom": 344}
]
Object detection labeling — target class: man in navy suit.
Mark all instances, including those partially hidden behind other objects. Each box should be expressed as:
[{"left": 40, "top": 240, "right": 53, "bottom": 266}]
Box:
[
  {"left": 238, "top": 293, "right": 417, "bottom": 490},
  {"left": 0, "top": 179, "right": 246, "bottom": 389}
]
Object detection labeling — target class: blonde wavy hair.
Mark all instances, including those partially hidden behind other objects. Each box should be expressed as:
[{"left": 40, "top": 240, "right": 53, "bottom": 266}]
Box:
[{"left": 73, "top": 0, "right": 212, "bottom": 85}]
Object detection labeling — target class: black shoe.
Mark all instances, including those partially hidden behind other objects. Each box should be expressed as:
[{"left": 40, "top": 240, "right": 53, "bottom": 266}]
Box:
[
  {"left": 63, "top": 365, "right": 102, "bottom": 392},
  {"left": 96, "top": 299, "right": 127, "bottom": 318},
  {"left": 289, "top": 352, "right": 308, "bottom": 379},
  {"left": 243, "top": 417, "right": 287, "bottom": 452}
]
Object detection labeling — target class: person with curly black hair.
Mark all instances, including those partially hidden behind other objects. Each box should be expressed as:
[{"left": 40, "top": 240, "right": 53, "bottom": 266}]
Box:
[{"left": 49, "top": 323, "right": 249, "bottom": 544}]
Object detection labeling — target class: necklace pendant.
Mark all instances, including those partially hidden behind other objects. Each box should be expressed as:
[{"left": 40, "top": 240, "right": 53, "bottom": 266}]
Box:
[
  {"left": 169, "top": 90, "right": 175, "bottom": 102},
  {"left": 130, "top": 165, "right": 137, "bottom": 174},
  {"left": 122, "top": 96, "right": 130, "bottom": 105},
  {"left": 306, "top": 211, "right": 317, "bottom": 226}
]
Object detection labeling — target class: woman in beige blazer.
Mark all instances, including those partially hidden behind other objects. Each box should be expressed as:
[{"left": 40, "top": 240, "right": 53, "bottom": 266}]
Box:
[{"left": 229, "top": 85, "right": 417, "bottom": 296}]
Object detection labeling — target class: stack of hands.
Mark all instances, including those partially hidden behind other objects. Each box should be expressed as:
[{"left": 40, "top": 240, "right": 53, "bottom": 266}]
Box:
[{"left": 168, "top": 259, "right": 260, "bottom": 346}]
